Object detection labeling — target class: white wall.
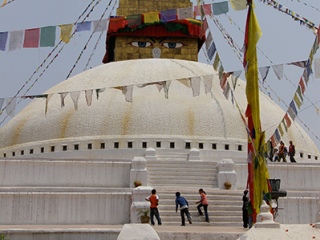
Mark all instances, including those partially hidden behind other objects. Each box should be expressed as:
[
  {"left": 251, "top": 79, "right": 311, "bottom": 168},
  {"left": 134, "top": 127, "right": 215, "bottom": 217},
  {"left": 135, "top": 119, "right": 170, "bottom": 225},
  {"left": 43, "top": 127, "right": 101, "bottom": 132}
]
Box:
[
  {"left": 0, "top": 192, "right": 131, "bottom": 224},
  {"left": 0, "top": 160, "right": 131, "bottom": 187}
]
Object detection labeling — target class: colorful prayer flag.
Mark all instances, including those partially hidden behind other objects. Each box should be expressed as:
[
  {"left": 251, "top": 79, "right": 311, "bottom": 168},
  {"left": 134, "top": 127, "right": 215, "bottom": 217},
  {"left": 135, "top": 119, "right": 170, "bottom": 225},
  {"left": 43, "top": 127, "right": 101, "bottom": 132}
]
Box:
[
  {"left": 177, "top": 7, "right": 194, "bottom": 20},
  {"left": 212, "top": 2, "right": 229, "bottom": 15},
  {"left": 0, "top": 32, "right": 8, "bottom": 51},
  {"left": 76, "top": 21, "right": 92, "bottom": 32},
  {"left": 40, "top": 26, "right": 56, "bottom": 47},
  {"left": 92, "top": 19, "right": 109, "bottom": 32},
  {"left": 160, "top": 9, "right": 177, "bottom": 22},
  {"left": 8, "top": 30, "right": 24, "bottom": 51},
  {"left": 126, "top": 14, "right": 142, "bottom": 27},
  {"left": 207, "top": 41, "right": 216, "bottom": 61},
  {"left": 284, "top": 113, "right": 292, "bottom": 128},
  {"left": 293, "top": 93, "right": 302, "bottom": 109},
  {"left": 194, "top": 4, "right": 212, "bottom": 16},
  {"left": 23, "top": 28, "right": 40, "bottom": 48},
  {"left": 143, "top": 12, "right": 160, "bottom": 24},
  {"left": 272, "top": 64, "right": 283, "bottom": 80},
  {"left": 229, "top": 0, "right": 247, "bottom": 11},
  {"left": 59, "top": 24, "right": 73, "bottom": 43}
]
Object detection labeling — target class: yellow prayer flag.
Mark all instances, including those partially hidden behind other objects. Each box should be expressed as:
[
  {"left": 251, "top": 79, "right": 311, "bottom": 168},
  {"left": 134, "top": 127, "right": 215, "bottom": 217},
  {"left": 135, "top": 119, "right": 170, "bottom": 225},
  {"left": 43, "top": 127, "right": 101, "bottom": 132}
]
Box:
[
  {"left": 1, "top": 0, "right": 7, "bottom": 7},
  {"left": 229, "top": 0, "right": 247, "bottom": 11},
  {"left": 59, "top": 24, "right": 73, "bottom": 43},
  {"left": 278, "top": 124, "right": 284, "bottom": 136},
  {"left": 293, "top": 93, "right": 302, "bottom": 109},
  {"left": 213, "top": 53, "right": 220, "bottom": 71},
  {"left": 143, "top": 12, "right": 159, "bottom": 24}
]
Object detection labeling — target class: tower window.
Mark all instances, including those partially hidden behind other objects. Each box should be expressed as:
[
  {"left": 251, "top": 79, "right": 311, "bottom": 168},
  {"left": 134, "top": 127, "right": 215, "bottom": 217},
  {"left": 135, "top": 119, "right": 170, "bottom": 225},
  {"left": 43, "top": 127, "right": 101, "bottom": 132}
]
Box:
[
  {"left": 50, "top": 146, "right": 55, "bottom": 152},
  {"left": 3, "top": 153, "right": 6, "bottom": 158},
  {"left": 63, "top": 145, "right": 67, "bottom": 151},
  {"left": 114, "top": 142, "right": 119, "bottom": 149},
  {"left": 238, "top": 145, "right": 243, "bottom": 151},
  {"left": 225, "top": 144, "right": 229, "bottom": 150},
  {"left": 142, "top": 142, "right": 147, "bottom": 148},
  {"left": 41, "top": 147, "right": 44, "bottom": 153},
  {"left": 30, "top": 149, "right": 34, "bottom": 154},
  {"left": 300, "top": 153, "right": 303, "bottom": 158},
  {"left": 170, "top": 142, "right": 175, "bottom": 149},
  {"left": 100, "top": 143, "right": 105, "bottom": 149},
  {"left": 308, "top": 154, "right": 311, "bottom": 159},
  {"left": 74, "top": 144, "right": 79, "bottom": 150},
  {"left": 212, "top": 143, "right": 217, "bottom": 150},
  {"left": 199, "top": 143, "right": 204, "bottom": 149},
  {"left": 12, "top": 152, "right": 15, "bottom": 157},
  {"left": 156, "top": 142, "right": 161, "bottom": 148},
  {"left": 315, "top": 156, "right": 318, "bottom": 160},
  {"left": 88, "top": 143, "right": 92, "bottom": 150},
  {"left": 128, "top": 142, "right": 133, "bottom": 148},
  {"left": 21, "top": 150, "right": 24, "bottom": 155},
  {"left": 185, "top": 142, "right": 191, "bottom": 149}
]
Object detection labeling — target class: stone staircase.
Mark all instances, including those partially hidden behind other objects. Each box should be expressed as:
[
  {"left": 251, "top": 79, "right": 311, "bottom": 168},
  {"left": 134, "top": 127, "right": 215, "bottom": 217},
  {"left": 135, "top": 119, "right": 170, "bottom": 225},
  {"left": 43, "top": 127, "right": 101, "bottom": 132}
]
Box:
[
  {"left": 156, "top": 188, "right": 243, "bottom": 227},
  {"left": 147, "top": 160, "right": 218, "bottom": 188},
  {"left": 146, "top": 160, "right": 243, "bottom": 227}
]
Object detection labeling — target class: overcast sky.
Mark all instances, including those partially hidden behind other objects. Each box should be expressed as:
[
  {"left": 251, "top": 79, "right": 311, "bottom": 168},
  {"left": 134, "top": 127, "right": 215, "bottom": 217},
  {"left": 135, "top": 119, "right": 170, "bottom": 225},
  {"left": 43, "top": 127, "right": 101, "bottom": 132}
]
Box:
[{"left": 0, "top": 0, "right": 319, "bottom": 151}]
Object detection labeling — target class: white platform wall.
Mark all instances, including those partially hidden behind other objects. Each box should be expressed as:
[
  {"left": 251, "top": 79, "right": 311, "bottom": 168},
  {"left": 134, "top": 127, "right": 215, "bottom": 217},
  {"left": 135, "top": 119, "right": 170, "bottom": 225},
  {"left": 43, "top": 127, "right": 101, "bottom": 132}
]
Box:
[
  {"left": 0, "top": 159, "right": 131, "bottom": 187},
  {"left": 235, "top": 163, "right": 320, "bottom": 224}
]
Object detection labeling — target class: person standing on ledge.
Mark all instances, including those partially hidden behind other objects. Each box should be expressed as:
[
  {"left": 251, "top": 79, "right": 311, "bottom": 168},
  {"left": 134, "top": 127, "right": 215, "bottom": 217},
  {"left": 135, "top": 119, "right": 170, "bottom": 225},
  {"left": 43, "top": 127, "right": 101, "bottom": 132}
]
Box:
[
  {"left": 175, "top": 191, "right": 192, "bottom": 226},
  {"left": 288, "top": 140, "right": 297, "bottom": 163},
  {"left": 145, "top": 188, "right": 162, "bottom": 226},
  {"left": 278, "top": 141, "right": 287, "bottom": 162}
]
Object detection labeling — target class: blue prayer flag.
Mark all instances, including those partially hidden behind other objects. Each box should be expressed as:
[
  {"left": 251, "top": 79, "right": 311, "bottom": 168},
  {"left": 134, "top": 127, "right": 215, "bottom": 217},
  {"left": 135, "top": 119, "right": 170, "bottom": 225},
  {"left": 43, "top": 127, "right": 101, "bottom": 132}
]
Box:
[
  {"left": 0, "top": 32, "right": 8, "bottom": 51},
  {"left": 76, "top": 21, "right": 92, "bottom": 32}
]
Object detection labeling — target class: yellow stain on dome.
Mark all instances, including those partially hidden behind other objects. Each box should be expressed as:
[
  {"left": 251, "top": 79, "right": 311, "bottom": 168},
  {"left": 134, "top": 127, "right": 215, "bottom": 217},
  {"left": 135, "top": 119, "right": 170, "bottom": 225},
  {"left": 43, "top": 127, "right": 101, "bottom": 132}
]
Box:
[
  {"left": 121, "top": 105, "right": 133, "bottom": 136},
  {"left": 9, "top": 117, "right": 28, "bottom": 146},
  {"left": 59, "top": 110, "right": 74, "bottom": 139}
]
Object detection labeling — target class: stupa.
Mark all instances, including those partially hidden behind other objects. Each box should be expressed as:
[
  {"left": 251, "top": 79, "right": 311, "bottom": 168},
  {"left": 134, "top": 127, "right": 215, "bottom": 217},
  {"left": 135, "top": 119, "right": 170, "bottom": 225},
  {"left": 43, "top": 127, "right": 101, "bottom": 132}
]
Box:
[{"left": 0, "top": 0, "right": 319, "bottom": 239}]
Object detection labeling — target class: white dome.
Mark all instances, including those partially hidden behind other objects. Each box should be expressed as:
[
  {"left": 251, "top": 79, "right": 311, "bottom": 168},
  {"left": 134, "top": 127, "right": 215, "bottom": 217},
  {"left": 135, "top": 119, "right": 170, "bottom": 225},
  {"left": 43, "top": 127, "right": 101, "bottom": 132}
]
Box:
[{"left": 0, "top": 59, "right": 318, "bottom": 159}]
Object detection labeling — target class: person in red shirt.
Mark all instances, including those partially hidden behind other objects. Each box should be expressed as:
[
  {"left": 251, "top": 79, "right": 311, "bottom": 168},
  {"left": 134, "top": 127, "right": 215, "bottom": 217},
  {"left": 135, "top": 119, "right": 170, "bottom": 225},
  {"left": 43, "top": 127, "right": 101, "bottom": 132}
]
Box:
[
  {"left": 278, "top": 141, "right": 287, "bottom": 162},
  {"left": 288, "top": 140, "right": 297, "bottom": 163},
  {"left": 196, "top": 188, "right": 209, "bottom": 223},
  {"left": 145, "top": 189, "right": 162, "bottom": 226}
]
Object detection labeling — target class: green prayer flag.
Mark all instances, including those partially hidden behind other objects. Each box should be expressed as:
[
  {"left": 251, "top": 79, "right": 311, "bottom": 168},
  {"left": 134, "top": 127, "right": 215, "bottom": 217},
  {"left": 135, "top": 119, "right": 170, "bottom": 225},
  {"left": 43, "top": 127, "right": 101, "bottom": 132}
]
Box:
[{"left": 40, "top": 26, "right": 56, "bottom": 47}]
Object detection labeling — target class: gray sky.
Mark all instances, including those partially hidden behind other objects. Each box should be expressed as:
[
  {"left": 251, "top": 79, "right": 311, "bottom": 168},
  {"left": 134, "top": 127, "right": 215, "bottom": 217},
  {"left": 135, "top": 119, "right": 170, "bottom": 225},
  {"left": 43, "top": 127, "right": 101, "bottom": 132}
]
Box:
[{"left": 0, "top": 0, "right": 319, "bottom": 150}]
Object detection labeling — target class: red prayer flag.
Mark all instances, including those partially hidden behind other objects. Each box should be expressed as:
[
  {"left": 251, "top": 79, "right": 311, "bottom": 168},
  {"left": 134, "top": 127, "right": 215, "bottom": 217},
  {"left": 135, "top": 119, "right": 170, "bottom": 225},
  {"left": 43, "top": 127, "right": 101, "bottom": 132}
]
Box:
[
  {"left": 194, "top": 4, "right": 212, "bottom": 16},
  {"left": 299, "top": 77, "right": 305, "bottom": 94},
  {"left": 284, "top": 113, "right": 292, "bottom": 127},
  {"left": 23, "top": 28, "right": 40, "bottom": 48}
]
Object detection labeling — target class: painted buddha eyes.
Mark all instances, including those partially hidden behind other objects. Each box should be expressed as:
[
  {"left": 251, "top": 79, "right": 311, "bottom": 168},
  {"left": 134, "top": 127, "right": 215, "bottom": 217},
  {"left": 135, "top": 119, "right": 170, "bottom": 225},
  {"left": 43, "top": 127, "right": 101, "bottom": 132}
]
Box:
[
  {"left": 129, "top": 41, "right": 185, "bottom": 49},
  {"left": 162, "top": 42, "right": 184, "bottom": 49},
  {"left": 130, "top": 41, "right": 153, "bottom": 48}
]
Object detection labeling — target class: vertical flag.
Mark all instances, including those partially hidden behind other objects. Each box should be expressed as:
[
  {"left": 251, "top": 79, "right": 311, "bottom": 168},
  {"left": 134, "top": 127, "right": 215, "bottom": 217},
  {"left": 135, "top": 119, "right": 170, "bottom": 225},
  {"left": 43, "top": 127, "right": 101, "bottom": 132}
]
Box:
[{"left": 243, "top": 0, "right": 270, "bottom": 221}]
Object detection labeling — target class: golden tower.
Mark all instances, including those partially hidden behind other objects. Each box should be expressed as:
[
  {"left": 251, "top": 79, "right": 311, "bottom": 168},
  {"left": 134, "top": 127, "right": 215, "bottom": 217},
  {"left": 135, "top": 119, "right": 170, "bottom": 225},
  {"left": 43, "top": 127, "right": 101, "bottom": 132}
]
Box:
[{"left": 103, "top": 0, "right": 204, "bottom": 63}]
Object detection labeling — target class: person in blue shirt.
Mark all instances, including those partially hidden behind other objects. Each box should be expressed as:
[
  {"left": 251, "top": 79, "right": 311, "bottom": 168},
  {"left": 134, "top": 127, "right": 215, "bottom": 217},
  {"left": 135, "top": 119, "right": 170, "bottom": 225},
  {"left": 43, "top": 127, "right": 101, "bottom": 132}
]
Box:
[{"left": 175, "top": 192, "right": 192, "bottom": 226}]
